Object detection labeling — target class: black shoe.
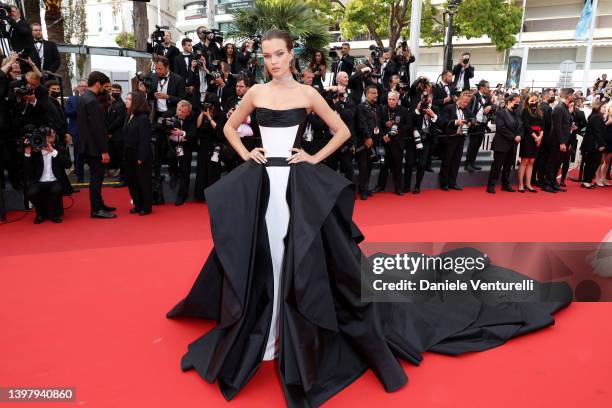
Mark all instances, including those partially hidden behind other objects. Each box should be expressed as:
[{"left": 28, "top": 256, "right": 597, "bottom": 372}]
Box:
[
  {"left": 501, "top": 185, "right": 515, "bottom": 192},
  {"left": 395, "top": 189, "right": 404, "bottom": 196},
  {"left": 441, "top": 185, "right": 450, "bottom": 191},
  {"left": 34, "top": 215, "right": 44, "bottom": 224},
  {"left": 175, "top": 197, "right": 186, "bottom": 206},
  {"left": 51, "top": 216, "right": 62, "bottom": 223},
  {"left": 552, "top": 184, "right": 567, "bottom": 192},
  {"left": 372, "top": 186, "right": 384, "bottom": 193},
  {"left": 559, "top": 181, "right": 567, "bottom": 187},
  {"left": 91, "top": 210, "right": 117, "bottom": 219},
  {"left": 518, "top": 188, "right": 525, "bottom": 193},
  {"left": 413, "top": 187, "right": 420, "bottom": 194},
  {"left": 130, "top": 208, "right": 140, "bottom": 214},
  {"left": 472, "top": 164, "right": 482, "bottom": 171},
  {"left": 425, "top": 167, "right": 434, "bottom": 172},
  {"left": 526, "top": 187, "right": 538, "bottom": 193},
  {"left": 464, "top": 164, "right": 475, "bottom": 173},
  {"left": 367, "top": 190, "right": 373, "bottom": 197},
  {"left": 139, "top": 210, "right": 152, "bottom": 216},
  {"left": 450, "top": 185, "right": 463, "bottom": 191},
  {"left": 541, "top": 185, "right": 558, "bottom": 193},
  {"left": 102, "top": 205, "right": 116, "bottom": 212},
  {"left": 360, "top": 192, "right": 367, "bottom": 200},
  {"left": 486, "top": 185, "right": 496, "bottom": 194}
]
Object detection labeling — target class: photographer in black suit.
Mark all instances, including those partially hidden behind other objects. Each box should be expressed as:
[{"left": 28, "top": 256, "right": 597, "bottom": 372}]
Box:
[
  {"left": 355, "top": 85, "right": 381, "bottom": 200},
  {"left": 23, "top": 128, "right": 71, "bottom": 224},
  {"left": 173, "top": 38, "right": 199, "bottom": 104},
  {"left": 31, "top": 23, "right": 60, "bottom": 74},
  {"left": 77, "top": 71, "right": 117, "bottom": 219},
  {"left": 5, "top": 5, "right": 38, "bottom": 70},
  {"left": 486, "top": 94, "right": 523, "bottom": 193},
  {"left": 406, "top": 90, "right": 438, "bottom": 194},
  {"left": 331, "top": 43, "right": 355, "bottom": 86},
  {"left": 324, "top": 88, "right": 357, "bottom": 182},
  {"left": 145, "top": 56, "right": 186, "bottom": 119},
  {"left": 147, "top": 30, "right": 180, "bottom": 64},
  {"left": 439, "top": 91, "right": 474, "bottom": 191},
  {"left": 465, "top": 80, "right": 494, "bottom": 172},
  {"left": 193, "top": 26, "right": 223, "bottom": 71},
  {"left": 452, "top": 52, "right": 475, "bottom": 91}
]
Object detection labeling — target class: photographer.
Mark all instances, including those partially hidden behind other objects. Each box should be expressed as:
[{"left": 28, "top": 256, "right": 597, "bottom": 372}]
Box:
[
  {"left": 236, "top": 40, "right": 255, "bottom": 75},
  {"left": 77, "top": 71, "right": 117, "bottom": 219},
  {"left": 326, "top": 90, "right": 357, "bottom": 181},
  {"left": 212, "top": 62, "right": 237, "bottom": 110},
  {"left": 331, "top": 43, "right": 354, "bottom": 85},
  {"left": 355, "top": 85, "right": 381, "bottom": 200},
  {"left": 465, "top": 80, "right": 494, "bottom": 172},
  {"left": 380, "top": 48, "right": 398, "bottom": 90},
  {"left": 123, "top": 92, "right": 153, "bottom": 215},
  {"left": 307, "top": 51, "right": 327, "bottom": 91},
  {"left": 486, "top": 94, "right": 523, "bottom": 194},
  {"left": 374, "top": 91, "right": 409, "bottom": 195},
  {"left": 162, "top": 100, "right": 197, "bottom": 206},
  {"left": 221, "top": 43, "right": 239, "bottom": 74},
  {"left": 543, "top": 88, "right": 575, "bottom": 193},
  {"left": 348, "top": 63, "right": 382, "bottom": 106},
  {"left": 406, "top": 90, "right": 438, "bottom": 194},
  {"left": 106, "top": 84, "right": 127, "bottom": 181},
  {"left": 452, "top": 52, "right": 474, "bottom": 92},
  {"left": 173, "top": 38, "right": 200, "bottom": 105},
  {"left": 31, "top": 22, "right": 60, "bottom": 73},
  {"left": 301, "top": 68, "right": 323, "bottom": 94},
  {"left": 381, "top": 74, "right": 401, "bottom": 106},
  {"left": 145, "top": 56, "right": 186, "bottom": 119},
  {"left": 403, "top": 76, "right": 429, "bottom": 110},
  {"left": 8, "top": 70, "right": 49, "bottom": 136},
  {"left": 394, "top": 42, "right": 416, "bottom": 89},
  {"left": 439, "top": 91, "right": 475, "bottom": 191},
  {"left": 195, "top": 93, "right": 223, "bottom": 201},
  {"left": 194, "top": 26, "right": 223, "bottom": 71},
  {"left": 4, "top": 5, "right": 38, "bottom": 71},
  {"left": 147, "top": 29, "right": 179, "bottom": 63},
  {"left": 433, "top": 70, "right": 455, "bottom": 111},
  {"left": 23, "top": 127, "right": 71, "bottom": 224}
]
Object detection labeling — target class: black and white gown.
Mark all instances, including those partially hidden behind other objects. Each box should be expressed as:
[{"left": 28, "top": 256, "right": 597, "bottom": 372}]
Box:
[{"left": 166, "top": 108, "right": 573, "bottom": 407}]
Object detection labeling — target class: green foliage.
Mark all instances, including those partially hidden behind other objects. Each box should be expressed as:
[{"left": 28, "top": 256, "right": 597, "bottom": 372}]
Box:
[
  {"left": 115, "top": 32, "right": 136, "bottom": 49},
  {"left": 232, "top": 0, "right": 331, "bottom": 60}
]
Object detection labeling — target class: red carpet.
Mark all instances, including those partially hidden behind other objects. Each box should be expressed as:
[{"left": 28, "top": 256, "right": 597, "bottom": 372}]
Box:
[{"left": 1, "top": 182, "right": 611, "bottom": 407}]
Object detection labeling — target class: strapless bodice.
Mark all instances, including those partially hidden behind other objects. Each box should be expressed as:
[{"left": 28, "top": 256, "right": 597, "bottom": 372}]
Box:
[{"left": 255, "top": 107, "right": 308, "bottom": 158}]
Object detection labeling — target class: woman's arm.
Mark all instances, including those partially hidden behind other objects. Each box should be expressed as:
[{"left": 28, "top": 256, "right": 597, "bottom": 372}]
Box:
[{"left": 288, "top": 86, "right": 349, "bottom": 164}]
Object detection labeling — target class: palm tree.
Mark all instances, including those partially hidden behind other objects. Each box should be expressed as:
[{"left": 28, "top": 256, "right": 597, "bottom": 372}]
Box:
[
  {"left": 43, "top": 0, "right": 68, "bottom": 86},
  {"left": 232, "top": 0, "right": 330, "bottom": 63},
  {"left": 23, "top": 0, "right": 41, "bottom": 25}
]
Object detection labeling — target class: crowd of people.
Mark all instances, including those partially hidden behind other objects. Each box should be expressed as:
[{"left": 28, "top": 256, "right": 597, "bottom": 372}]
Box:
[{"left": 1, "top": 14, "right": 611, "bottom": 223}]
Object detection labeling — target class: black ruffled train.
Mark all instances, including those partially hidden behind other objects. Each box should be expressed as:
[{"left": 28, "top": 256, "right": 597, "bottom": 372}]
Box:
[{"left": 166, "top": 160, "right": 573, "bottom": 407}]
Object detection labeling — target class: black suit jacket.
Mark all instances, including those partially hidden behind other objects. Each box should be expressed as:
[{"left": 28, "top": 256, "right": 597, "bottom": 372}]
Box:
[
  {"left": 452, "top": 64, "right": 475, "bottom": 91},
  {"left": 8, "top": 80, "right": 49, "bottom": 132},
  {"left": 356, "top": 101, "right": 380, "bottom": 142},
  {"left": 379, "top": 104, "right": 410, "bottom": 142},
  {"left": 45, "top": 98, "right": 68, "bottom": 139},
  {"left": 582, "top": 113, "right": 606, "bottom": 153},
  {"left": 24, "top": 145, "right": 72, "bottom": 185},
  {"left": 332, "top": 55, "right": 355, "bottom": 85},
  {"left": 77, "top": 89, "right": 108, "bottom": 156},
  {"left": 540, "top": 102, "right": 553, "bottom": 141},
  {"left": 492, "top": 108, "right": 523, "bottom": 152},
  {"left": 107, "top": 99, "right": 127, "bottom": 141},
  {"left": 123, "top": 113, "right": 153, "bottom": 162},
  {"left": 440, "top": 103, "right": 475, "bottom": 137},
  {"left": 432, "top": 82, "right": 453, "bottom": 112},
  {"left": 173, "top": 53, "right": 197, "bottom": 82},
  {"left": 148, "top": 72, "right": 186, "bottom": 115},
  {"left": 34, "top": 40, "right": 61, "bottom": 73},
  {"left": 551, "top": 102, "right": 573, "bottom": 145},
  {"left": 147, "top": 43, "right": 180, "bottom": 67},
  {"left": 8, "top": 18, "right": 35, "bottom": 54}
]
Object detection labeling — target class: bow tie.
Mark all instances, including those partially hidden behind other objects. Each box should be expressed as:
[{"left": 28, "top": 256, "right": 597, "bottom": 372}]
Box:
[{"left": 34, "top": 40, "right": 43, "bottom": 44}]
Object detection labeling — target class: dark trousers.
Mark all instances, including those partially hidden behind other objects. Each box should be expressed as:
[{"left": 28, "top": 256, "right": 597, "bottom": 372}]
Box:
[
  {"left": 25, "top": 181, "right": 63, "bottom": 218},
  {"left": 583, "top": 150, "right": 603, "bottom": 183},
  {"left": 532, "top": 143, "right": 548, "bottom": 184},
  {"left": 559, "top": 146, "right": 573, "bottom": 182},
  {"left": 168, "top": 144, "right": 193, "bottom": 200},
  {"left": 405, "top": 140, "right": 430, "bottom": 190},
  {"left": 109, "top": 139, "right": 124, "bottom": 172},
  {"left": 194, "top": 142, "right": 210, "bottom": 201},
  {"left": 72, "top": 134, "right": 85, "bottom": 180},
  {"left": 376, "top": 140, "right": 403, "bottom": 192},
  {"left": 488, "top": 148, "right": 516, "bottom": 187},
  {"left": 544, "top": 144, "right": 562, "bottom": 187},
  {"left": 326, "top": 148, "right": 354, "bottom": 182},
  {"left": 84, "top": 154, "right": 106, "bottom": 212},
  {"left": 124, "top": 149, "right": 152, "bottom": 212},
  {"left": 465, "top": 124, "right": 486, "bottom": 166},
  {"left": 439, "top": 136, "right": 465, "bottom": 188},
  {"left": 356, "top": 148, "right": 373, "bottom": 194}
]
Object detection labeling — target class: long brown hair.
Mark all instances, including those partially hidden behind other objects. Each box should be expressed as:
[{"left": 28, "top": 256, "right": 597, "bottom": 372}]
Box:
[
  {"left": 521, "top": 92, "right": 543, "bottom": 117},
  {"left": 308, "top": 50, "right": 327, "bottom": 71},
  {"left": 127, "top": 91, "right": 151, "bottom": 116},
  {"left": 260, "top": 29, "right": 297, "bottom": 79}
]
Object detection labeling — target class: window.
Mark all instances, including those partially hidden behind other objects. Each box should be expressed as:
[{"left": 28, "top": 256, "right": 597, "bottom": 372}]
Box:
[
  {"left": 113, "top": 12, "right": 120, "bottom": 31},
  {"left": 97, "top": 12, "right": 103, "bottom": 32}
]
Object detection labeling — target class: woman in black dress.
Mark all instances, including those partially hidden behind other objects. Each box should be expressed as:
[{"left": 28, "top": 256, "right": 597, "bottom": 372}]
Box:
[
  {"left": 307, "top": 50, "right": 327, "bottom": 90},
  {"left": 518, "top": 92, "right": 543, "bottom": 192},
  {"left": 123, "top": 92, "right": 153, "bottom": 215},
  {"left": 596, "top": 105, "right": 612, "bottom": 186},
  {"left": 222, "top": 43, "right": 238, "bottom": 74},
  {"left": 581, "top": 100, "right": 606, "bottom": 188}
]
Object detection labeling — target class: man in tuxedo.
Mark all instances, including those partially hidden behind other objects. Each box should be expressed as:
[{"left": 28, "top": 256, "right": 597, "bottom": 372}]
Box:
[
  {"left": 465, "top": 80, "right": 494, "bottom": 172},
  {"left": 348, "top": 64, "right": 382, "bottom": 106},
  {"left": 31, "top": 23, "right": 60, "bottom": 74},
  {"left": 173, "top": 38, "right": 199, "bottom": 105},
  {"left": 107, "top": 84, "right": 127, "bottom": 181},
  {"left": 147, "top": 56, "right": 186, "bottom": 119},
  {"left": 77, "top": 71, "right": 117, "bottom": 219},
  {"left": 209, "top": 62, "right": 236, "bottom": 112},
  {"left": 438, "top": 91, "right": 474, "bottom": 191},
  {"left": 65, "top": 79, "right": 87, "bottom": 182},
  {"left": 331, "top": 43, "right": 355, "bottom": 85},
  {"left": 543, "top": 88, "right": 574, "bottom": 193},
  {"left": 5, "top": 5, "right": 38, "bottom": 70},
  {"left": 433, "top": 70, "right": 455, "bottom": 112},
  {"left": 380, "top": 48, "right": 398, "bottom": 91},
  {"left": 147, "top": 30, "right": 180, "bottom": 65},
  {"left": 532, "top": 88, "right": 555, "bottom": 186},
  {"left": 452, "top": 52, "right": 475, "bottom": 91},
  {"left": 355, "top": 85, "right": 381, "bottom": 200}
]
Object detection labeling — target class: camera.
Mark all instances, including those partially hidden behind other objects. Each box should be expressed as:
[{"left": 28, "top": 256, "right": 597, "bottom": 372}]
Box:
[
  {"left": 157, "top": 116, "right": 182, "bottom": 133},
  {"left": 420, "top": 91, "right": 431, "bottom": 110},
  {"left": 388, "top": 123, "right": 399, "bottom": 138},
  {"left": 200, "top": 101, "right": 212, "bottom": 111},
  {"left": 329, "top": 46, "right": 341, "bottom": 59},
  {"left": 413, "top": 130, "right": 424, "bottom": 150},
  {"left": 14, "top": 84, "right": 34, "bottom": 98},
  {"left": 210, "top": 144, "right": 222, "bottom": 163},
  {"left": 485, "top": 104, "right": 497, "bottom": 122},
  {"left": 0, "top": 3, "right": 11, "bottom": 20},
  {"left": 151, "top": 25, "right": 168, "bottom": 45},
  {"left": 369, "top": 44, "right": 383, "bottom": 60},
  {"left": 136, "top": 71, "right": 153, "bottom": 94},
  {"left": 21, "top": 125, "right": 51, "bottom": 151}
]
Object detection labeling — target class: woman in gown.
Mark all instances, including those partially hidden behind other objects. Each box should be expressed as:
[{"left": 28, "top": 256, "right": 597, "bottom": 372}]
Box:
[{"left": 166, "top": 30, "right": 573, "bottom": 407}]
